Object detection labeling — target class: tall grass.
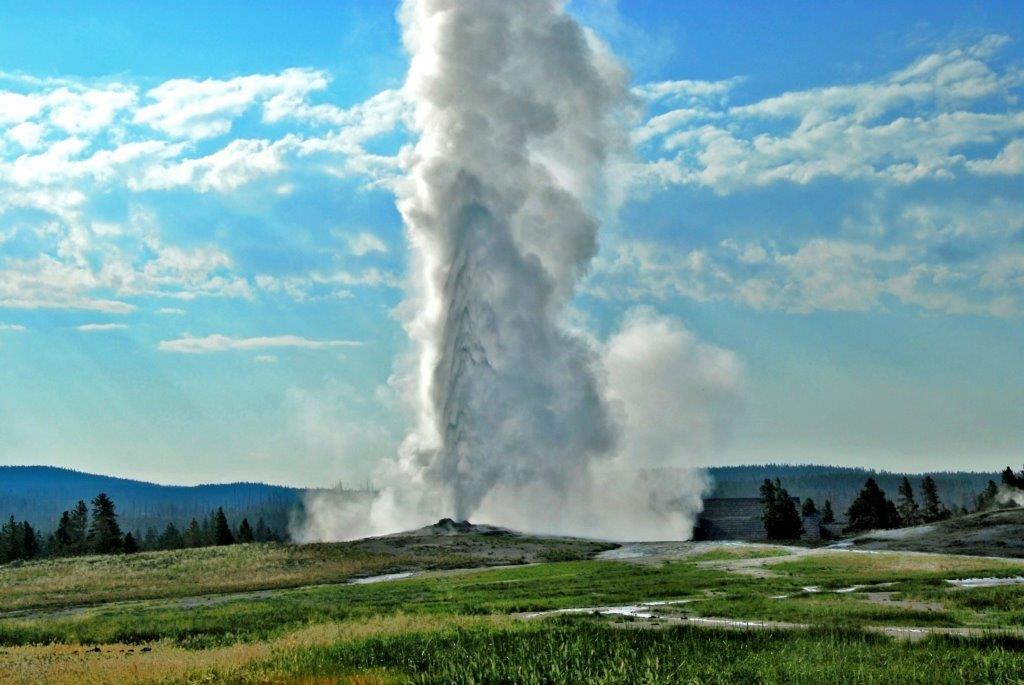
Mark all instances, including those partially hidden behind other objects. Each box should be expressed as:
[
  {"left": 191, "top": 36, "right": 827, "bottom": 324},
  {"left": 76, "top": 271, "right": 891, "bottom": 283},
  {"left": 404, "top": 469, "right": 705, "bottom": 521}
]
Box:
[{"left": 242, "top": 619, "right": 1024, "bottom": 684}]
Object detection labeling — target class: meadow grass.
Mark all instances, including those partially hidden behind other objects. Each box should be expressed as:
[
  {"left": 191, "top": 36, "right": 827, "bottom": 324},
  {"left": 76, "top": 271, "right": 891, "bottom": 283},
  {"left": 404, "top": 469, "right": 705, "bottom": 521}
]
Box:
[
  {"left": 7, "top": 548, "right": 1021, "bottom": 648},
  {"left": 0, "top": 534, "right": 610, "bottom": 613},
  {"left": 0, "top": 560, "right": 735, "bottom": 646},
  {"left": 5, "top": 546, "right": 1024, "bottom": 682},
  {"left": 768, "top": 551, "right": 1024, "bottom": 588},
  {"left": 685, "top": 545, "right": 793, "bottom": 562},
  {"left": 237, "top": 619, "right": 1024, "bottom": 684}
]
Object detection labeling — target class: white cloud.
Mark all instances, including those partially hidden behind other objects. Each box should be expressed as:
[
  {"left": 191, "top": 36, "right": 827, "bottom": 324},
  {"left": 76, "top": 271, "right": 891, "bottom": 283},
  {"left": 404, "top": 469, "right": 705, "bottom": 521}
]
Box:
[
  {"left": 590, "top": 195, "right": 1024, "bottom": 319},
  {"left": 0, "top": 67, "right": 412, "bottom": 315},
  {"left": 77, "top": 323, "right": 128, "bottom": 332},
  {"left": 134, "top": 69, "right": 329, "bottom": 140},
  {"left": 255, "top": 267, "right": 400, "bottom": 301},
  {"left": 632, "top": 77, "right": 743, "bottom": 106},
  {"left": 0, "top": 82, "right": 136, "bottom": 133},
  {"left": 968, "top": 139, "right": 1024, "bottom": 175},
  {"left": 158, "top": 333, "right": 362, "bottom": 354},
  {"left": 6, "top": 121, "right": 44, "bottom": 150},
  {"left": 346, "top": 231, "right": 388, "bottom": 256},
  {"left": 0, "top": 323, "right": 25, "bottom": 332},
  {"left": 157, "top": 307, "right": 185, "bottom": 315},
  {"left": 632, "top": 36, "right": 1024, "bottom": 193},
  {"left": 133, "top": 137, "right": 293, "bottom": 193},
  {"left": 254, "top": 354, "right": 278, "bottom": 363}
]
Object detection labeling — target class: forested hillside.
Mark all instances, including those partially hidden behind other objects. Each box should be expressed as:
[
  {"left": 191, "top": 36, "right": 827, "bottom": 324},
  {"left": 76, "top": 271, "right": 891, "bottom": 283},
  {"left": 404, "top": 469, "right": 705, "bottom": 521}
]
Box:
[
  {"left": 0, "top": 466, "right": 310, "bottom": 536},
  {"left": 706, "top": 464, "right": 998, "bottom": 517}
]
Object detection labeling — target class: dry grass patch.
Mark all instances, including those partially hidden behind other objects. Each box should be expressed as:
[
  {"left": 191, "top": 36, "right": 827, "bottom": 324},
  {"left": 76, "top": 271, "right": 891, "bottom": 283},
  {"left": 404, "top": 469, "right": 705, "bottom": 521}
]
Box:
[
  {"left": 0, "top": 614, "right": 512, "bottom": 684},
  {"left": 0, "top": 640, "right": 269, "bottom": 685}
]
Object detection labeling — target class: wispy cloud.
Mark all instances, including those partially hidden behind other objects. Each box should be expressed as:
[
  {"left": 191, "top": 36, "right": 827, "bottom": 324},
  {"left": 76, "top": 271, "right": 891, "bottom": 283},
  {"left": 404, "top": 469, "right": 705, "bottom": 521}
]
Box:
[
  {"left": 0, "top": 68, "right": 407, "bottom": 315},
  {"left": 0, "top": 323, "right": 26, "bottom": 332},
  {"left": 158, "top": 333, "right": 362, "bottom": 354},
  {"left": 631, "top": 35, "right": 1024, "bottom": 193},
  {"left": 77, "top": 323, "right": 129, "bottom": 332},
  {"left": 347, "top": 231, "right": 388, "bottom": 256}
]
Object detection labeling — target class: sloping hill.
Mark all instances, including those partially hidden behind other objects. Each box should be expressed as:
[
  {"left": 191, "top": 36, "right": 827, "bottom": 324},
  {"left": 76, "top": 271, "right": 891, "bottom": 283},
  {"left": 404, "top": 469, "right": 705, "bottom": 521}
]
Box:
[{"left": 852, "top": 507, "right": 1024, "bottom": 557}]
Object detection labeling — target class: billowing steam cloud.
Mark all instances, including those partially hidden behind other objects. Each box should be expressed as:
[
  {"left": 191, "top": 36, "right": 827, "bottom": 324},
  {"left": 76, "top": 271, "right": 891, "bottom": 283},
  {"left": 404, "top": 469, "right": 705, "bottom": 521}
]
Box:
[
  {"left": 386, "top": 0, "right": 624, "bottom": 522},
  {"left": 295, "top": 0, "right": 745, "bottom": 541}
]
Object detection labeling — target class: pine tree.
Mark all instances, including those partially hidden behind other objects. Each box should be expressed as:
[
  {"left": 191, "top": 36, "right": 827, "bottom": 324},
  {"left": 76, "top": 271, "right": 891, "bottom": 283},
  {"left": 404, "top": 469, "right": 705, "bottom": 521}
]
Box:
[
  {"left": 200, "top": 514, "right": 212, "bottom": 546},
  {"left": 1001, "top": 467, "right": 1022, "bottom": 490},
  {"left": 22, "top": 522, "right": 39, "bottom": 559},
  {"left": 920, "top": 476, "right": 949, "bottom": 523},
  {"left": 143, "top": 526, "right": 159, "bottom": 551},
  {"left": 68, "top": 501, "right": 88, "bottom": 555},
  {"left": 54, "top": 511, "right": 73, "bottom": 554},
  {"left": 185, "top": 518, "right": 203, "bottom": 548},
  {"left": 237, "top": 518, "right": 254, "bottom": 544},
  {"left": 254, "top": 517, "right": 270, "bottom": 542},
  {"left": 160, "top": 522, "right": 183, "bottom": 550},
  {"left": 123, "top": 532, "right": 139, "bottom": 554},
  {"left": 760, "top": 479, "right": 779, "bottom": 538},
  {"left": 821, "top": 500, "right": 835, "bottom": 524},
  {"left": 0, "top": 516, "right": 23, "bottom": 562},
  {"left": 896, "top": 477, "right": 920, "bottom": 527},
  {"left": 801, "top": 498, "right": 818, "bottom": 517},
  {"left": 87, "top": 493, "right": 123, "bottom": 554},
  {"left": 44, "top": 533, "right": 59, "bottom": 557},
  {"left": 774, "top": 486, "right": 804, "bottom": 539},
  {"left": 213, "top": 508, "right": 235, "bottom": 546},
  {"left": 976, "top": 480, "right": 1000, "bottom": 512},
  {"left": 761, "top": 479, "right": 803, "bottom": 539},
  {"left": 845, "top": 478, "right": 900, "bottom": 532}
]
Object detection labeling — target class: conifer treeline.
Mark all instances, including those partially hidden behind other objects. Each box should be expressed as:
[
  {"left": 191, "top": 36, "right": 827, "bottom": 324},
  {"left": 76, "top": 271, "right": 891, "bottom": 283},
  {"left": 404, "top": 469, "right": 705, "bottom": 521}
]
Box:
[
  {"left": 759, "top": 466, "right": 1019, "bottom": 539},
  {"left": 1, "top": 492, "right": 284, "bottom": 563},
  {"left": 838, "top": 467, "right": 1016, "bottom": 533}
]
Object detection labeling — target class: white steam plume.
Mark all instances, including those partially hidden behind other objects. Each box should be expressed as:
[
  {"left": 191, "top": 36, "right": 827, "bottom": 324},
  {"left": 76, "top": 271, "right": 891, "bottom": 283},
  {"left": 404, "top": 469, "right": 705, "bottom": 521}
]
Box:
[
  {"left": 384, "top": 0, "right": 625, "bottom": 524},
  {"left": 295, "top": 0, "right": 745, "bottom": 541}
]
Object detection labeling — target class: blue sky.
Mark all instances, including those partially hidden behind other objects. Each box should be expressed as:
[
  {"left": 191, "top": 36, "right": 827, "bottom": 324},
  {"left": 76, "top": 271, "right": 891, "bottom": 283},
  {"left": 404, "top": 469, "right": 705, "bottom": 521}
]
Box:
[{"left": 0, "top": 1, "right": 1021, "bottom": 486}]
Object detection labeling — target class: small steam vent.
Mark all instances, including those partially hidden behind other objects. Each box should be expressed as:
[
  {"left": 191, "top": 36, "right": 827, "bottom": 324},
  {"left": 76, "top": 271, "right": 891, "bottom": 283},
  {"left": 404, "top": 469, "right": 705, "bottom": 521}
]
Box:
[{"left": 432, "top": 518, "right": 474, "bottom": 534}]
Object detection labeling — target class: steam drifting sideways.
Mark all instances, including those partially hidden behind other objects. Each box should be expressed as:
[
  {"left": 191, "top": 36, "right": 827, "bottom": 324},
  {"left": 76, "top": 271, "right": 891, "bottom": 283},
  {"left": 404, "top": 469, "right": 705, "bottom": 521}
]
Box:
[{"left": 297, "top": 0, "right": 745, "bottom": 542}]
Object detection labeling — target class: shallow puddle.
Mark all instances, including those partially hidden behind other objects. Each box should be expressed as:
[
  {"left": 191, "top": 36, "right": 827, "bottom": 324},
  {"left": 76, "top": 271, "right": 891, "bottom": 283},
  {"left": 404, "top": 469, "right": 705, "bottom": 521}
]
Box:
[
  {"left": 946, "top": 576, "right": 1024, "bottom": 588},
  {"left": 348, "top": 572, "right": 415, "bottom": 585}
]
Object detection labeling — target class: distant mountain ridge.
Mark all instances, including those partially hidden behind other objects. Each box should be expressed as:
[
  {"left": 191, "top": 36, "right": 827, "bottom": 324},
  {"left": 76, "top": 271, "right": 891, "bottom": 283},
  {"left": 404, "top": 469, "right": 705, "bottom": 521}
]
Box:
[
  {"left": 0, "top": 463, "right": 1002, "bottom": 536},
  {"left": 0, "top": 465, "right": 310, "bottom": 536}
]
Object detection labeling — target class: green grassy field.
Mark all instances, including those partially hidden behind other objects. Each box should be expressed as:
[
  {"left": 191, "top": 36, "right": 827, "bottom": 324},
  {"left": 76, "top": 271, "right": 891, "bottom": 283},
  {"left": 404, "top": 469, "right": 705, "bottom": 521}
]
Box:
[
  {"left": 3, "top": 539, "right": 1024, "bottom": 683},
  {"left": 0, "top": 533, "right": 611, "bottom": 613}
]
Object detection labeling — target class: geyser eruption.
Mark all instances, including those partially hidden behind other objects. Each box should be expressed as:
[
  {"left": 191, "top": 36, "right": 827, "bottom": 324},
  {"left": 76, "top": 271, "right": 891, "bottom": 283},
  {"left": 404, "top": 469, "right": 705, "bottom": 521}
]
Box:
[
  {"left": 392, "top": 0, "right": 624, "bottom": 522},
  {"left": 296, "top": 0, "right": 745, "bottom": 542}
]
